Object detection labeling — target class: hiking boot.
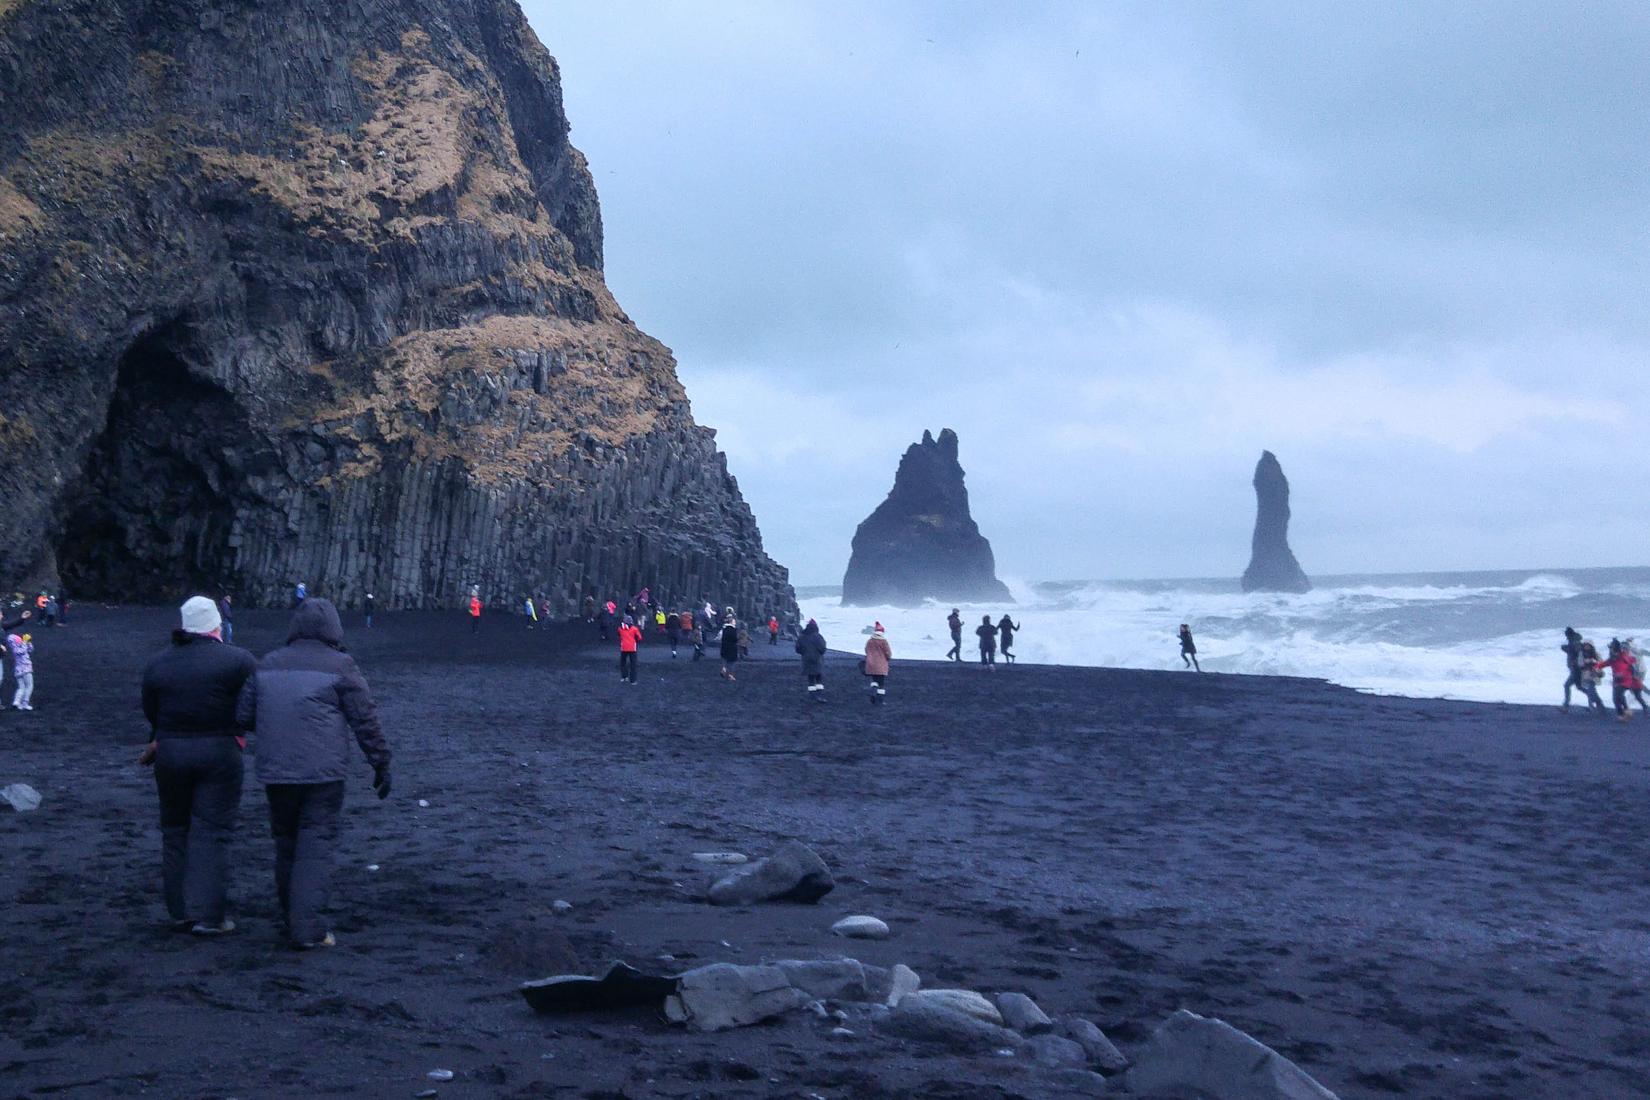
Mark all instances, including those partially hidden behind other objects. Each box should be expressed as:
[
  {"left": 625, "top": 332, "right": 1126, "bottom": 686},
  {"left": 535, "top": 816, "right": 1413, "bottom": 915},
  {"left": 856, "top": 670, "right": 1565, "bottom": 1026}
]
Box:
[{"left": 191, "top": 918, "right": 236, "bottom": 936}]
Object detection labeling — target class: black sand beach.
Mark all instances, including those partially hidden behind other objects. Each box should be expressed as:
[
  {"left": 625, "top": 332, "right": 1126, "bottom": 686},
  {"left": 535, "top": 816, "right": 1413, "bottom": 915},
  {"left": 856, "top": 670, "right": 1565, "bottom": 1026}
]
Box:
[{"left": 3, "top": 607, "right": 1649, "bottom": 1098}]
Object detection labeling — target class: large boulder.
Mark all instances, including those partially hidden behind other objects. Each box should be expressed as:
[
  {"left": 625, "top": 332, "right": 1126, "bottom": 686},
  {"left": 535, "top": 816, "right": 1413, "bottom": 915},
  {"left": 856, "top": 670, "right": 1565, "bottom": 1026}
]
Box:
[
  {"left": 0, "top": 0, "right": 796, "bottom": 619},
  {"left": 775, "top": 959, "right": 867, "bottom": 1002},
  {"left": 1240, "top": 451, "right": 1311, "bottom": 593},
  {"left": 707, "top": 841, "right": 834, "bottom": 906},
  {"left": 841, "top": 429, "right": 1012, "bottom": 607},
  {"left": 884, "top": 996, "right": 1024, "bottom": 1052},
  {"left": 1123, "top": 1010, "right": 1339, "bottom": 1099},
  {"left": 1059, "top": 1017, "right": 1129, "bottom": 1075},
  {"left": 663, "top": 964, "right": 812, "bottom": 1032}
]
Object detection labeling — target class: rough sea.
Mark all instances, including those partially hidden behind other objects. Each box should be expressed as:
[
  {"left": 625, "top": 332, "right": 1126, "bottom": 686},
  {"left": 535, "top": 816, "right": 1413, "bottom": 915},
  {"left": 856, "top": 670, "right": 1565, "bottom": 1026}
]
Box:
[{"left": 797, "top": 567, "right": 1650, "bottom": 705}]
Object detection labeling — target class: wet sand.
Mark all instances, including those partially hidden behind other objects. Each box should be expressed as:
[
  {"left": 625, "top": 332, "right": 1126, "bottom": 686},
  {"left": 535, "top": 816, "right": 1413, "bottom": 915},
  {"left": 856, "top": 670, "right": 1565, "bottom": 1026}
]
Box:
[{"left": 3, "top": 606, "right": 1649, "bottom": 1098}]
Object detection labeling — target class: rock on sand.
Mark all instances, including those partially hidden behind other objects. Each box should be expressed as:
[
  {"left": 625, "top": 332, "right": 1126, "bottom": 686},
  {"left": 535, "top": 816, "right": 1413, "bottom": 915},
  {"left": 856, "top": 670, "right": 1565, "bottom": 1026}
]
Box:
[
  {"left": 831, "top": 914, "right": 890, "bottom": 939},
  {"left": 995, "top": 992, "right": 1053, "bottom": 1034},
  {"left": 663, "top": 964, "right": 811, "bottom": 1032},
  {"left": 706, "top": 840, "right": 834, "bottom": 906},
  {"left": 1124, "top": 1009, "right": 1339, "bottom": 1099}
]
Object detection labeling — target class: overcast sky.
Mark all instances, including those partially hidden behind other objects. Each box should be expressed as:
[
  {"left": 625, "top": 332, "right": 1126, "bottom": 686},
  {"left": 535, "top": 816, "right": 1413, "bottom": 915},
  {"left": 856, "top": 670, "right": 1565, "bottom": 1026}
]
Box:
[{"left": 525, "top": 1, "right": 1650, "bottom": 586}]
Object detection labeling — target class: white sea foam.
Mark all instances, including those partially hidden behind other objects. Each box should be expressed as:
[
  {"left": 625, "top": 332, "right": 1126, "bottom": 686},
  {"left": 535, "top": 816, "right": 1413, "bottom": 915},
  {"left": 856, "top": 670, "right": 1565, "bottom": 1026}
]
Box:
[{"left": 798, "top": 568, "right": 1650, "bottom": 706}]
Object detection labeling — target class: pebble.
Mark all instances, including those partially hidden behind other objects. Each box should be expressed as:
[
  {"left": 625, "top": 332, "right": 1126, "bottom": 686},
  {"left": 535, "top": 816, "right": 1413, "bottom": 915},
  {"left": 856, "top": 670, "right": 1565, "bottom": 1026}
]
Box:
[
  {"left": 551, "top": 900, "right": 572, "bottom": 914},
  {"left": 414, "top": 1091, "right": 438, "bottom": 1099},
  {"left": 417, "top": 799, "right": 430, "bottom": 808},
  {"left": 366, "top": 864, "right": 380, "bottom": 872},
  {"left": 830, "top": 1027, "right": 855, "bottom": 1038},
  {"left": 427, "top": 1069, "right": 454, "bottom": 1080},
  {"left": 831, "top": 914, "right": 891, "bottom": 940},
  {"left": 692, "top": 851, "right": 748, "bottom": 864}
]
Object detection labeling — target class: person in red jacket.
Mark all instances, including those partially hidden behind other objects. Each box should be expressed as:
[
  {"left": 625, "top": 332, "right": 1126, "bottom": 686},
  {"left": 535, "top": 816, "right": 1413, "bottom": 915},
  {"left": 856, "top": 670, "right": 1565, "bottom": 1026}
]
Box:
[
  {"left": 768, "top": 616, "right": 780, "bottom": 645},
  {"left": 1604, "top": 639, "right": 1645, "bottom": 722},
  {"left": 468, "top": 594, "right": 482, "bottom": 633},
  {"left": 618, "top": 615, "right": 643, "bottom": 684}
]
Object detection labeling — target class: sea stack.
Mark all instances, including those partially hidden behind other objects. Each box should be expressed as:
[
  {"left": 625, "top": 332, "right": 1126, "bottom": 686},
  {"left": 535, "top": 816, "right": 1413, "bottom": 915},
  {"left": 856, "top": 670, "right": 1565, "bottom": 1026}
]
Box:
[
  {"left": 0, "top": 0, "right": 794, "bottom": 618},
  {"left": 1241, "top": 450, "right": 1311, "bottom": 594},
  {"left": 842, "top": 429, "right": 1011, "bottom": 607}
]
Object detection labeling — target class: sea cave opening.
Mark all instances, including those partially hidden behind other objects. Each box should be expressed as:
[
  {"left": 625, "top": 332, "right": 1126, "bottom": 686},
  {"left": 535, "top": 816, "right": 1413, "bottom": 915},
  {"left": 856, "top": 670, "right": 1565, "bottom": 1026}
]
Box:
[{"left": 55, "top": 324, "right": 249, "bottom": 603}]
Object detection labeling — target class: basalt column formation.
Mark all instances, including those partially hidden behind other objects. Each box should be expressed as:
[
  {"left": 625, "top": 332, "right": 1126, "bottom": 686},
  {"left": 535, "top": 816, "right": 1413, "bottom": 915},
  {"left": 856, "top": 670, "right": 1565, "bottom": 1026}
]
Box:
[{"left": 0, "top": 0, "right": 795, "bottom": 617}]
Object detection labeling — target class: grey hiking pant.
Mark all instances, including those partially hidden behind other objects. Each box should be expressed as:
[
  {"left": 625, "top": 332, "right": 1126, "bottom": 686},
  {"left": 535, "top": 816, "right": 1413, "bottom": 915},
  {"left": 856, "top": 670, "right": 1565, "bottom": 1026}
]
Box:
[
  {"left": 155, "top": 737, "right": 244, "bottom": 925},
  {"left": 266, "top": 781, "right": 346, "bottom": 945}
]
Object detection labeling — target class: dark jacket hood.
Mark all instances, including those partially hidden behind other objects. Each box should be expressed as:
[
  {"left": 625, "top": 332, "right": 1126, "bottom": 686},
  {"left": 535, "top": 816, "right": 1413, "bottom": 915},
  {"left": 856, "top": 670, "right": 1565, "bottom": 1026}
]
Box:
[{"left": 288, "top": 598, "right": 345, "bottom": 648}]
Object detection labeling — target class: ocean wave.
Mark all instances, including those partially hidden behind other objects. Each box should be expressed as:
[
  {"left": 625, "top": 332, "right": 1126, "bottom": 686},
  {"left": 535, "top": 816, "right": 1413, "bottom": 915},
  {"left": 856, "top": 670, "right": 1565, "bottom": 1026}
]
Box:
[{"left": 800, "top": 573, "right": 1650, "bottom": 706}]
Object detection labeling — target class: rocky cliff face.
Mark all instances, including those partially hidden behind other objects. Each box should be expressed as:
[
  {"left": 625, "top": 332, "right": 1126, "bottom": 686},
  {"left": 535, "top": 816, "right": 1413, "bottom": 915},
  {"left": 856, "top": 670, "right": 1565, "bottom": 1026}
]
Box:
[
  {"left": 842, "top": 429, "right": 1011, "bottom": 607},
  {"left": 0, "top": 0, "right": 794, "bottom": 616},
  {"left": 1241, "top": 450, "right": 1311, "bottom": 594}
]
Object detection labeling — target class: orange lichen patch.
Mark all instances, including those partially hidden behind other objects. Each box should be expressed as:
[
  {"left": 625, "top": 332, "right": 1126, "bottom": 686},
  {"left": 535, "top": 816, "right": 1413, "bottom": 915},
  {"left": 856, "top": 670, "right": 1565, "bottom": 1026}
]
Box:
[
  {"left": 303, "top": 315, "right": 687, "bottom": 484},
  {"left": 0, "top": 412, "right": 37, "bottom": 448},
  {"left": 193, "top": 23, "right": 550, "bottom": 248},
  {"left": 0, "top": 176, "right": 44, "bottom": 235}
]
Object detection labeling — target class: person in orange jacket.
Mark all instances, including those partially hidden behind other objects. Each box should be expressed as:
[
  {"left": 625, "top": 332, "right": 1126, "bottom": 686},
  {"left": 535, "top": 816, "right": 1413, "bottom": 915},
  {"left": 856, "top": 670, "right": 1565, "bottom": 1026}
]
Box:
[
  {"left": 618, "top": 615, "right": 643, "bottom": 684},
  {"left": 767, "top": 616, "right": 780, "bottom": 645},
  {"left": 468, "top": 593, "right": 482, "bottom": 633},
  {"left": 863, "top": 622, "right": 892, "bottom": 705}
]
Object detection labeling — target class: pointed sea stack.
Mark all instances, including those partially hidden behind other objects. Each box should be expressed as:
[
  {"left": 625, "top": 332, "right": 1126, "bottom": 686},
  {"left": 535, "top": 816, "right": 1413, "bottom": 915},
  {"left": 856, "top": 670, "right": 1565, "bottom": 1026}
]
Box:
[
  {"left": 0, "top": 0, "right": 794, "bottom": 618},
  {"left": 842, "top": 429, "right": 1011, "bottom": 607},
  {"left": 1241, "top": 451, "right": 1311, "bottom": 593}
]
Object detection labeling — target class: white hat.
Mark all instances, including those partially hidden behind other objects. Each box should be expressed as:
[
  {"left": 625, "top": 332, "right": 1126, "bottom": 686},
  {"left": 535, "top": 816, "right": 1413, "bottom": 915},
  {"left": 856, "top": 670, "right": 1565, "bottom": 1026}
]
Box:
[{"left": 180, "top": 595, "right": 222, "bottom": 635}]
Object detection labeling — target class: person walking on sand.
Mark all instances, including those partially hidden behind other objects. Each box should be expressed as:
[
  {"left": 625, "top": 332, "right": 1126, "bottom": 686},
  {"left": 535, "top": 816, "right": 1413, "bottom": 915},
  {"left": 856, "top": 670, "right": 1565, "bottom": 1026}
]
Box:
[
  {"left": 236, "top": 598, "right": 390, "bottom": 949},
  {"left": 768, "top": 615, "right": 780, "bottom": 645},
  {"left": 364, "top": 592, "right": 375, "bottom": 629},
  {"left": 665, "top": 609, "right": 682, "bottom": 658},
  {"left": 1179, "top": 624, "right": 1201, "bottom": 672},
  {"left": 582, "top": 594, "right": 596, "bottom": 623},
  {"left": 1577, "top": 640, "right": 1607, "bottom": 713},
  {"left": 719, "top": 610, "right": 741, "bottom": 681},
  {"left": 946, "top": 608, "right": 963, "bottom": 662},
  {"left": 796, "top": 619, "right": 827, "bottom": 701},
  {"left": 138, "top": 596, "right": 257, "bottom": 935},
  {"left": 617, "top": 614, "right": 643, "bottom": 684},
  {"left": 523, "top": 594, "right": 538, "bottom": 630},
  {"left": 975, "top": 615, "right": 997, "bottom": 668},
  {"left": 468, "top": 592, "right": 482, "bottom": 634},
  {"left": 1561, "top": 627, "right": 1587, "bottom": 711},
  {"left": 864, "top": 622, "right": 892, "bottom": 705},
  {"left": 1, "top": 607, "right": 31, "bottom": 707},
  {"left": 217, "top": 594, "right": 235, "bottom": 644},
  {"left": 6, "top": 629, "right": 35, "bottom": 710},
  {"left": 738, "top": 622, "right": 751, "bottom": 660},
  {"left": 293, "top": 581, "right": 306, "bottom": 609},
  {"left": 997, "top": 614, "right": 1021, "bottom": 665},
  {"left": 1604, "top": 639, "right": 1644, "bottom": 723}
]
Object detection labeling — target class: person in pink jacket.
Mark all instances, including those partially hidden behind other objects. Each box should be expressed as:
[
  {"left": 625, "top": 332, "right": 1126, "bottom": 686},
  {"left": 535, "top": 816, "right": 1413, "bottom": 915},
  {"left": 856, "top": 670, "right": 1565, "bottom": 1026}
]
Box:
[{"left": 863, "top": 622, "right": 891, "bottom": 706}]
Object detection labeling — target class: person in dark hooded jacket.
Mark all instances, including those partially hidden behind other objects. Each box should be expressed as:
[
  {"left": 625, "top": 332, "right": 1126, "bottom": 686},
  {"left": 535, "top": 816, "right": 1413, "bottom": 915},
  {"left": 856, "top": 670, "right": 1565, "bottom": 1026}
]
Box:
[
  {"left": 139, "top": 596, "right": 257, "bottom": 935},
  {"left": 795, "top": 619, "right": 827, "bottom": 700},
  {"left": 236, "top": 598, "right": 391, "bottom": 949}
]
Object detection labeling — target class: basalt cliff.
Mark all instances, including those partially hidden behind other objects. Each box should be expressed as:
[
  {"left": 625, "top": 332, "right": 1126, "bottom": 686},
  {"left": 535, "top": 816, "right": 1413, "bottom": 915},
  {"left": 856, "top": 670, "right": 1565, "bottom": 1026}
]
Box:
[
  {"left": 1240, "top": 450, "right": 1311, "bottom": 594},
  {"left": 0, "top": 0, "right": 795, "bottom": 616},
  {"left": 842, "top": 429, "right": 1011, "bottom": 607}
]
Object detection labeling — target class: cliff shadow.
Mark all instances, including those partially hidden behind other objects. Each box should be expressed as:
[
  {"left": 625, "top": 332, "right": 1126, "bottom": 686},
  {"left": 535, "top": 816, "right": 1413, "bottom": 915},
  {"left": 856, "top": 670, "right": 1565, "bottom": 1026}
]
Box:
[{"left": 56, "top": 322, "right": 257, "bottom": 602}]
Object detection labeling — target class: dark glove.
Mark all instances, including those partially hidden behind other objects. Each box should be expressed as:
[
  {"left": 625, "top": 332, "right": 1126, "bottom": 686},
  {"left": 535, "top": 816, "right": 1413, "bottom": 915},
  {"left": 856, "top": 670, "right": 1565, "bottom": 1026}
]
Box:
[{"left": 372, "top": 764, "right": 392, "bottom": 800}]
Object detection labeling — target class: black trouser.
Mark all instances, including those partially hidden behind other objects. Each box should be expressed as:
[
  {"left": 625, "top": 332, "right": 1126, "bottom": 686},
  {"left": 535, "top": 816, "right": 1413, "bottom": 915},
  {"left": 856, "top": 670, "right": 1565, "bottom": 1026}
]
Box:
[
  {"left": 869, "top": 674, "right": 886, "bottom": 703},
  {"left": 470, "top": 615, "right": 480, "bottom": 633},
  {"left": 980, "top": 646, "right": 995, "bottom": 665},
  {"left": 1001, "top": 639, "right": 1015, "bottom": 663},
  {"left": 155, "top": 737, "right": 244, "bottom": 926},
  {"left": 947, "top": 632, "right": 961, "bottom": 661},
  {"left": 266, "top": 781, "right": 346, "bottom": 945},
  {"left": 1183, "top": 649, "right": 1200, "bottom": 671},
  {"left": 619, "top": 650, "right": 638, "bottom": 682}
]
